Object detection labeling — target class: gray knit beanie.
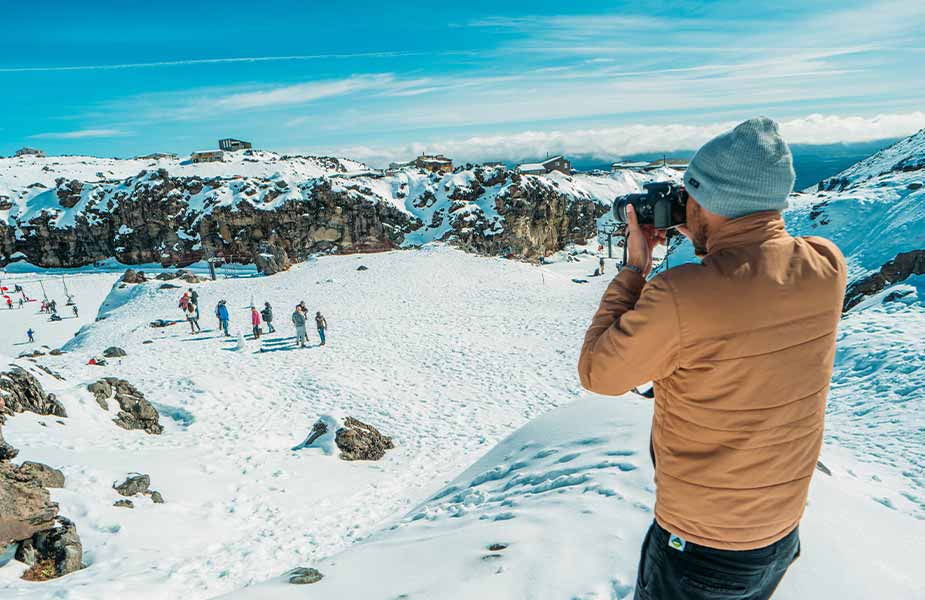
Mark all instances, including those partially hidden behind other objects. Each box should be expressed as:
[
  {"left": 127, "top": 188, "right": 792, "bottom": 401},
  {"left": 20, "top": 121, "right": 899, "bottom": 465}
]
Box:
[{"left": 684, "top": 117, "right": 794, "bottom": 218}]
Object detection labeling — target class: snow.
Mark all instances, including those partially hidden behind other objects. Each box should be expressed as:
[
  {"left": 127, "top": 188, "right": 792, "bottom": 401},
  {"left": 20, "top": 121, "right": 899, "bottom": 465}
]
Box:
[{"left": 0, "top": 134, "right": 923, "bottom": 599}]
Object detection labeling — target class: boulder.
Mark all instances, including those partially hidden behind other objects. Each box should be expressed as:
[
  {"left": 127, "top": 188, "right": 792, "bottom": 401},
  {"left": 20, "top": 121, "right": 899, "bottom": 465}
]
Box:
[
  {"left": 102, "top": 346, "right": 127, "bottom": 358},
  {"left": 113, "top": 499, "right": 134, "bottom": 509},
  {"left": 305, "top": 420, "right": 328, "bottom": 446},
  {"left": 121, "top": 269, "right": 146, "bottom": 284},
  {"left": 254, "top": 241, "right": 290, "bottom": 275},
  {"left": 0, "top": 460, "right": 59, "bottom": 544},
  {"left": 89, "top": 378, "right": 163, "bottom": 434},
  {"left": 16, "top": 516, "right": 83, "bottom": 580},
  {"left": 335, "top": 417, "right": 394, "bottom": 461},
  {"left": 154, "top": 272, "right": 178, "bottom": 281},
  {"left": 87, "top": 380, "right": 112, "bottom": 410},
  {"left": 113, "top": 473, "right": 150, "bottom": 497},
  {"left": 356, "top": 265, "right": 369, "bottom": 271},
  {"left": 147, "top": 490, "right": 165, "bottom": 504},
  {"left": 0, "top": 367, "right": 67, "bottom": 421},
  {"left": 288, "top": 567, "right": 324, "bottom": 585},
  {"left": 179, "top": 272, "right": 202, "bottom": 284},
  {"left": 0, "top": 428, "right": 18, "bottom": 460},
  {"left": 17, "top": 462, "right": 65, "bottom": 489},
  {"left": 159, "top": 283, "right": 180, "bottom": 290}
]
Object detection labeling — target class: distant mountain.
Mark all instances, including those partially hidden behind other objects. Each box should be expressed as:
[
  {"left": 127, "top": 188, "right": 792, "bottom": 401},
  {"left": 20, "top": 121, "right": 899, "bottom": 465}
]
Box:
[{"left": 566, "top": 138, "right": 901, "bottom": 191}]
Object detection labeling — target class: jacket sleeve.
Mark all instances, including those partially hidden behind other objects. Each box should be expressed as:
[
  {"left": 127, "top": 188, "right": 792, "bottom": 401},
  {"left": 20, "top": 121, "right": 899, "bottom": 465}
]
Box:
[{"left": 578, "top": 269, "right": 681, "bottom": 396}]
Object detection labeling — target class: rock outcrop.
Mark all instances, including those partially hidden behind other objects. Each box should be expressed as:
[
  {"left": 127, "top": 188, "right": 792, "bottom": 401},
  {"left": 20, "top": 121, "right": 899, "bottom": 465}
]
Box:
[
  {"left": 843, "top": 249, "right": 925, "bottom": 311},
  {"left": 0, "top": 367, "right": 67, "bottom": 421},
  {"left": 17, "top": 461, "right": 65, "bottom": 489},
  {"left": 2, "top": 161, "right": 625, "bottom": 268},
  {"left": 87, "top": 378, "right": 163, "bottom": 434},
  {"left": 335, "top": 417, "right": 394, "bottom": 461},
  {"left": 16, "top": 516, "right": 83, "bottom": 580},
  {"left": 0, "top": 459, "right": 59, "bottom": 544},
  {"left": 102, "top": 346, "right": 127, "bottom": 358},
  {"left": 113, "top": 473, "right": 165, "bottom": 504}
]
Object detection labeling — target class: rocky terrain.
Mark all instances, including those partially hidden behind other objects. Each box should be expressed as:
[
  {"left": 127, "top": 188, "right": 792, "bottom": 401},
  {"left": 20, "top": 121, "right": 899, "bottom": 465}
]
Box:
[{"left": 0, "top": 151, "right": 661, "bottom": 271}]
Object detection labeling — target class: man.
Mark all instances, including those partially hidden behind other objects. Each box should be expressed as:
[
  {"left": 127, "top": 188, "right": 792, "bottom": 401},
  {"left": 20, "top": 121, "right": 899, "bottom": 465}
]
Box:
[
  {"left": 578, "top": 118, "right": 846, "bottom": 600},
  {"left": 26, "top": 328, "right": 34, "bottom": 343},
  {"left": 292, "top": 305, "right": 307, "bottom": 348},
  {"left": 72, "top": 305, "right": 79, "bottom": 318},
  {"left": 216, "top": 300, "right": 230, "bottom": 337},
  {"left": 315, "top": 311, "right": 328, "bottom": 346},
  {"left": 188, "top": 287, "right": 199, "bottom": 307},
  {"left": 261, "top": 302, "right": 275, "bottom": 334}
]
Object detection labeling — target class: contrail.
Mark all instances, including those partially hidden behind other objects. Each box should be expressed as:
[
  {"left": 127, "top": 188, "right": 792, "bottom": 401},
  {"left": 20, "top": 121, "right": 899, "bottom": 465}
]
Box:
[{"left": 0, "top": 51, "right": 457, "bottom": 73}]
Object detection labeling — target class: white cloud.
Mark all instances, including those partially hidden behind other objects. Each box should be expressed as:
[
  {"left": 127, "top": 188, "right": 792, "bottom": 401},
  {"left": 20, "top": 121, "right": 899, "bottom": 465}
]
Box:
[
  {"left": 322, "top": 112, "right": 925, "bottom": 167},
  {"left": 31, "top": 128, "right": 131, "bottom": 139},
  {"left": 214, "top": 74, "right": 394, "bottom": 110}
]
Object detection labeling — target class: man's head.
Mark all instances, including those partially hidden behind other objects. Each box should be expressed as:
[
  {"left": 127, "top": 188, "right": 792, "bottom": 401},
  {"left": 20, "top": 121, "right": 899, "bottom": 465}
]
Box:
[{"left": 684, "top": 117, "right": 794, "bottom": 219}]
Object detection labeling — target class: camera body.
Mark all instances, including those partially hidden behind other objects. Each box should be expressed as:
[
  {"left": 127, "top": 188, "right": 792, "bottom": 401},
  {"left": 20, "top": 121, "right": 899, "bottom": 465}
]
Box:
[{"left": 613, "top": 182, "right": 688, "bottom": 229}]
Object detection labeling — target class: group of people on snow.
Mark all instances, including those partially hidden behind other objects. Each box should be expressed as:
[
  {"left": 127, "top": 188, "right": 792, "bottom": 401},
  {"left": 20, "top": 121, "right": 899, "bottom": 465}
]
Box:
[{"left": 180, "top": 290, "right": 328, "bottom": 348}]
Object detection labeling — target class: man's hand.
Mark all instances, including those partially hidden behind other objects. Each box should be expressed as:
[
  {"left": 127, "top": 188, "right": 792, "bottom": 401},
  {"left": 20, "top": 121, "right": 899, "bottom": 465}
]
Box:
[{"left": 625, "top": 204, "right": 667, "bottom": 277}]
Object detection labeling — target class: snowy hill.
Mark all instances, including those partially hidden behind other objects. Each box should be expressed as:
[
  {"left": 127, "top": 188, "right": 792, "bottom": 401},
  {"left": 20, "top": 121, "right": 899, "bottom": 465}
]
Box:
[{"left": 0, "top": 152, "right": 671, "bottom": 269}]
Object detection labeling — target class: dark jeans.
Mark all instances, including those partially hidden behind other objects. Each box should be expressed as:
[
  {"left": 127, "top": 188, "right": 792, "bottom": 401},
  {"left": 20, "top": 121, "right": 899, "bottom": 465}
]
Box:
[{"left": 635, "top": 521, "right": 800, "bottom": 600}]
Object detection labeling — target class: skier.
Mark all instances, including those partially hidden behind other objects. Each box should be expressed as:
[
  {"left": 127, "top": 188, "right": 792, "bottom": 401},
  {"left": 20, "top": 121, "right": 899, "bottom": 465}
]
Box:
[
  {"left": 188, "top": 287, "right": 199, "bottom": 307},
  {"left": 5, "top": 297, "right": 11, "bottom": 310},
  {"left": 599, "top": 256, "right": 605, "bottom": 275},
  {"left": 315, "top": 311, "right": 328, "bottom": 346},
  {"left": 216, "top": 300, "right": 230, "bottom": 336},
  {"left": 261, "top": 302, "right": 275, "bottom": 333},
  {"left": 26, "top": 328, "right": 34, "bottom": 343},
  {"left": 72, "top": 305, "right": 79, "bottom": 318},
  {"left": 49, "top": 299, "right": 57, "bottom": 314},
  {"left": 18, "top": 298, "right": 24, "bottom": 309},
  {"left": 292, "top": 305, "right": 307, "bottom": 348},
  {"left": 250, "top": 306, "right": 262, "bottom": 339},
  {"left": 186, "top": 301, "right": 201, "bottom": 333},
  {"left": 179, "top": 292, "right": 191, "bottom": 312}
]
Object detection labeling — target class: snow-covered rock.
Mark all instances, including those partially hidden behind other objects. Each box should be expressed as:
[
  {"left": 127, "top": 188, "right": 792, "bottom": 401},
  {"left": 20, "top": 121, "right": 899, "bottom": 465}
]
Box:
[{"left": 0, "top": 153, "right": 669, "bottom": 268}]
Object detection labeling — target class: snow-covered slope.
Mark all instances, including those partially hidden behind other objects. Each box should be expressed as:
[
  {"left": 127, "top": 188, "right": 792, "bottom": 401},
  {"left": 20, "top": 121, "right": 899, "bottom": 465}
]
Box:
[{"left": 224, "top": 396, "right": 924, "bottom": 600}]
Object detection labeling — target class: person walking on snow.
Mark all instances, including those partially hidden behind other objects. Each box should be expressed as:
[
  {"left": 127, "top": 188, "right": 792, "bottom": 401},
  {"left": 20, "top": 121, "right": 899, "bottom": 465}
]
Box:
[
  {"left": 18, "top": 298, "right": 24, "bottom": 309},
  {"left": 599, "top": 256, "right": 605, "bottom": 275},
  {"left": 579, "top": 118, "right": 846, "bottom": 600},
  {"left": 216, "top": 300, "right": 230, "bottom": 336},
  {"left": 5, "top": 297, "right": 11, "bottom": 310},
  {"left": 26, "top": 328, "right": 34, "bottom": 343},
  {"left": 179, "top": 292, "right": 190, "bottom": 312},
  {"left": 292, "top": 305, "right": 307, "bottom": 348},
  {"left": 72, "top": 305, "right": 78, "bottom": 318},
  {"left": 250, "top": 306, "right": 262, "bottom": 339},
  {"left": 261, "top": 302, "right": 275, "bottom": 333},
  {"left": 315, "top": 311, "right": 328, "bottom": 346},
  {"left": 186, "top": 301, "right": 201, "bottom": 333},
  {"left": 188, "top": 288, "right": 199, "bottom": 306}
]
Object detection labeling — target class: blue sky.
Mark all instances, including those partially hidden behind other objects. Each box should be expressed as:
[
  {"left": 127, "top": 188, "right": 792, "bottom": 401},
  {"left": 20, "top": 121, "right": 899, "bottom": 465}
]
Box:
[{"left": 2, "top": 0, "right": 924, "bottom": 165}]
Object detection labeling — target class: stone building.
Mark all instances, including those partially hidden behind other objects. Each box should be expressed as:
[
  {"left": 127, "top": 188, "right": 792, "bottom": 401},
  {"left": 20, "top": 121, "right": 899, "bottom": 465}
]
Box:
[
  {"left": 517, "top": 155, "right": 571, "bottom": 175},
  {"left": 191, "top": 150, "right": 224, "bottom": 163}
]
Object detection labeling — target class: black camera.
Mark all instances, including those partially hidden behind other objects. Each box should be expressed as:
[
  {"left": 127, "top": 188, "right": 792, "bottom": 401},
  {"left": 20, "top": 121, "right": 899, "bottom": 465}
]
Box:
[{"left": 613, "top": 182, "right": 688, "bottom": 229}]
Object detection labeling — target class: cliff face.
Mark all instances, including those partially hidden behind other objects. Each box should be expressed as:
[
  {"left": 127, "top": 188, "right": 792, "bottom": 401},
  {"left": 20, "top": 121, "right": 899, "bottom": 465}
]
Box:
[{"left": 1, "top": 153, "right": 652, "bottom": 269}]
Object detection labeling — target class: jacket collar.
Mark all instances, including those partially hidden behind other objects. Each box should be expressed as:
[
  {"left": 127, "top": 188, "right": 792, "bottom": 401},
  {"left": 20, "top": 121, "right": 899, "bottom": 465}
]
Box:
[{"left": 705, "top": 211, "right": 789, "bottom": 256}]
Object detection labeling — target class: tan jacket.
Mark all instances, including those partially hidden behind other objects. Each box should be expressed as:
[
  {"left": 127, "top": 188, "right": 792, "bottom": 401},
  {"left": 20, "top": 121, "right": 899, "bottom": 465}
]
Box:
[{"left": 578, "top": 212, "right": 846, "bottom": 550}]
